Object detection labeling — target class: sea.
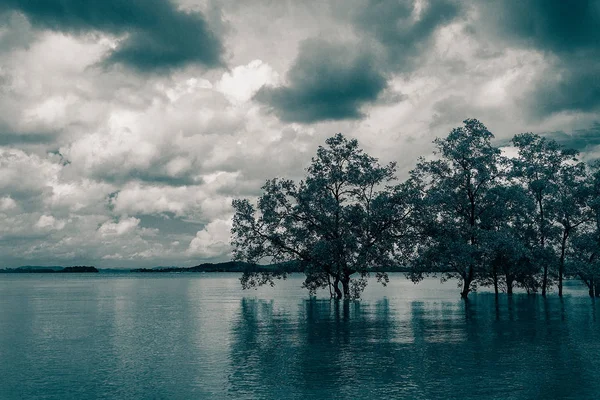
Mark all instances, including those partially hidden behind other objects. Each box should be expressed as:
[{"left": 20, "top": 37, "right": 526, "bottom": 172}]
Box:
[{"left": 0, "top": 273, "right": 598, "bottom": 399}]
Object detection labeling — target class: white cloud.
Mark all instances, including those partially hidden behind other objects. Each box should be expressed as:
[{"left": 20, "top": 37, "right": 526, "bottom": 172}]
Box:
[
  {"left": 23, "top": 94, "right": 79, "bottom": 130},
  {"left": 187, "top": 218, "right": 233, "bottom": 258},
  {"left": 216, "top": 60, "right": 279, "bottom": 104},
  {"left": 98, "top": 217, "right": 140, "bottom": 236},
  {"left": 35, "top": 215, "right": 66, "bottom": 231},
  {"left": 0, "top": 196, "right": 17, "bottom": 211},
  {"left": 0, "top": 148, "right": 61, "bottom": 193},
  {"left": 110, "top": 181, "right": 235, "bottom": 222}
]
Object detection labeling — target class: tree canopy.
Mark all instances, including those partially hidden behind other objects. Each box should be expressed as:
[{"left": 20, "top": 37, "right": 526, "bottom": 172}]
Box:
[
  {"left": 231, "top": 120, "right": 600, "bottom": 299},
  {"left": 408, "top": 119, "right": 505, "bottom": 298},
  {"left": 231, "top": 133, "right": 417, "bottom": 299}
]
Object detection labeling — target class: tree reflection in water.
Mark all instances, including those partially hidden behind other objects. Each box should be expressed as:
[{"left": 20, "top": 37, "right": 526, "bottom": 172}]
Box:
[{"left": 227, "top": 295, "right": 599, "bottom": 400}]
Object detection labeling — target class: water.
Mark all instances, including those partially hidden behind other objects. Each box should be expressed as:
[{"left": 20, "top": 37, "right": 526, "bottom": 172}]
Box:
[{"left": 0, "top": 274, "right": 598, "bottom": 400}]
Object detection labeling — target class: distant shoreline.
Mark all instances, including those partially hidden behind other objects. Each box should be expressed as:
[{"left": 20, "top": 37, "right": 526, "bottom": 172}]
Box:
[
  {"left": 1, "top": 261, "right": 411, "bottom": 274},
  {"left": 0, "top": 266, "right": 99, "bottom": 273},
  {"left": 133, "top": 261, "right": 411, "bottom": 273}
]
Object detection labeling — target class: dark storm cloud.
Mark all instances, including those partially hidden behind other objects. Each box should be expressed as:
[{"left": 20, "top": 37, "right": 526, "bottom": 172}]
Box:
[
  {"left": 480, "top": 0, "right": 600, "bottom": 54},
  {"left": 0, "top": 0, "right": 225, "bottom": 72},
  {"left": 0, "top": 132, "right": 56, "bottom": 146},
  {"left": 477, "top": 0, "right": 600, "bottom": 117},
  {"left": 351, "top": 0, "right": 461, "bottom": 70},
  {"left": 254, "top": 0, "right": 463, "bottom": 124},
  {"left": 254, "top": 39, "right": 388, "bottom": 123},
  {"left": 0, "top": 120, "right": 58, "bottom": 146},
  {"left": 532, "top": 61, "right": 600, "bottom": 116},
  {"left": 98, "top": 169, "right": 201, "bottom": 187},
  {"left": 545, "top": 122, "right": 600, "bottom": 152}
]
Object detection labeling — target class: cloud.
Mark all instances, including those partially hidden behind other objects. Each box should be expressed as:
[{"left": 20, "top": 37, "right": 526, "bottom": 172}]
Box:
[
  {"left": 35, "top": 214, "right": 65, "bottom": 231},
  {"left": 0, "top": 148, "right": 61, "bottom": 211},
  {"left": 478, "top": 0, "right": 600, "bottom": 54},
  {"left": 251, "top": 0, "right": 462, "bottom": 124},
  {"left": 254, "top": 38, "right": 388, "bottom": 123},
  {"left": 98, "top": 217, "right": 140, "bottom": 236},
  {"left": 109, "top": 176, "right": 237, "bottom": 221},
  {"left": 0, "top": 197, "right": 17, "bottom": 211},
  {"left": 216, "top": 59, "right": 279, "bottom": 105},
  {"left": 0, "top": 0, "right": 225, "bottom": 72},
  {"left": 187, "top": 218, "right": 232, "bottom": 259},
  {"left": 529, "top": 58, "right": 600, "bottom": 117},
  {"left": 544, "top": 122, "right": 600, "bottom": 152},
  {"left": 0, "top": 11, "right": 35, "bottom": 53},
  {"left": 350, "top": 0, "right": 462, "bottom": 70},
  {"left": 475, "top": 0, "right": 600, "bottom": 117}
]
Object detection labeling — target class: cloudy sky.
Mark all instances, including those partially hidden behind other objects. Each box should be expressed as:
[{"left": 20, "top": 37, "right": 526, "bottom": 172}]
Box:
[{"left": 0, "top": 0, "right": 599, "bottom": 268}]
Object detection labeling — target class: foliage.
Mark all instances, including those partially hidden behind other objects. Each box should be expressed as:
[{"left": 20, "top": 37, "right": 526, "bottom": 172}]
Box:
[
  {"left": 230, "top": 119, "right": 599, "bottom": 298},
  {"left": 408, "top": 119, "right": 505, "bottom": 298},
  {"left": 231, "top": 133, "right": 417, "bottom": 299},
  {"left": 478, "top": 184, "right": 540, "bottom": 294},
  {"left": 567, "top": 162, "right": 600, "bottom": 297},
  {"left": 510, "top": 133, "right": 579, "bottom": 295}
]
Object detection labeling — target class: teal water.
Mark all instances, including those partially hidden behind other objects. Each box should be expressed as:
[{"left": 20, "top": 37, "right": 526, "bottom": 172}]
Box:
[{"left": 0, "top": 274, "right": 598, "bottom": 400}]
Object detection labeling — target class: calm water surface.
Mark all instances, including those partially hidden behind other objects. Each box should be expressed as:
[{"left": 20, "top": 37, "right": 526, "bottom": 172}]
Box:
[{"left": 0, "top": 274, "right": 598, "bottom": 399}]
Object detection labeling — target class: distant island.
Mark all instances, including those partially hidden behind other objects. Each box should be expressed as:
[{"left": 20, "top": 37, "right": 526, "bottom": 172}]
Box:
[
  {"left": 0, "top": 262, "right": 410, "bottom": 274},
  {"left": 130, "top": 261, "right": 303, "bottom": 273},
  {"left": 130, "top": 261, "right": 411, "bottom": 274},
  {"left": 0, "top": 266, "right": 99, "bottom": 273}
]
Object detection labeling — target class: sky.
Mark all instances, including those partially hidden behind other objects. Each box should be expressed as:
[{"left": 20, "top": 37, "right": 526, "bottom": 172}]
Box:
[{"left": 0, "top": 0, "right": 599, "bottom": 268}]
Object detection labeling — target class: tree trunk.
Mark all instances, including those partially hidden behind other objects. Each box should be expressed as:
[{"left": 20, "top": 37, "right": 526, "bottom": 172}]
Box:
[
  {"left": 595, "top": 279, "right": 600, "bottom": 298},
  {"left": 333, "top": 276, "right": 342, "bottom": 299},
  {"left": 461, "top": 267, "right": 473, "bottom": 299},
  {"left": 341, "top": 275, "right": 350, "bottom": 299},
  {"left": 493, "top": 267, "right": 499, "bottom": 296},
  {"left": 558, "top": 231, "right": 568, "bottom": 297},
  {"left": 506, "top": 276, "right": 514, "bottom": 295},
  {"left": 542, "top": 264, "right": 548, "bottom": 296},
  {"left": 540, "top": 201, "right": 547, "bottom": 297},
  {"left": 493, "top": 277, "right": 499, "bottom": 296},
  {"left": 460, "top": 285, "right": 470, "bottom": 299}
]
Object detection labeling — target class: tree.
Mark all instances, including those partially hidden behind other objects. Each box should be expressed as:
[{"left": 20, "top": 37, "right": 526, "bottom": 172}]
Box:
[
  {"left": 409, "top": 119, "right": 504, "bottom": 298},
  {"left": 568, "top": 162, "right": 600, "bottom": 297},
  {"left": 231, "top": 133, "right": 417, "bottom": 299},
  {"left": 568, "top": 231, "right": 600, "bottom": 297},
  {"left": 479, "top": 184, "right": 539, "bottom": 295},
  {"left": 510, "top": 133, "right": 578, "bottom": 296},
  {"left": 554, "top": 161, "right": 590, "bottom": 296}
]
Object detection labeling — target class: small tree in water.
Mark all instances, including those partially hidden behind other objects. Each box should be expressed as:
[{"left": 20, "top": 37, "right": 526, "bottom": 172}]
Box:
[{"left": 231, "top": 133, "right": 417, "bottom": 299}]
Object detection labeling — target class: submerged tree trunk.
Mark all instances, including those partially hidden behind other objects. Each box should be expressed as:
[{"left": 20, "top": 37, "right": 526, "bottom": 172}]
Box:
[
  {"left": 506, "top": 275, "right": 514, "bottom": 295},
  {"left": 461, "top": 283, "right": 470, "bottom": 299},
  {"left": 327, "top": 274, "right": 333, "bottom": 298},
  {"left": 492, "top": 266, "right": 499, "bottom": 296},
  {"left": 542, "top": 264, "right": 548, "bottom": 297},
  {"left": 333, "top": 276, "right": 342, "bottom": 299},
  {"left": 558, "top": 231, "right": 568, "bottom": 297},
  {"left": 540, "top": 202, "right": 548, "bottom": 297},
  {"left": 461, "top": 266, "right": 474, "bottom": 299},
  {"left": 341, "top": 274, "right": 350, "bottom": 299},
  {"left": 494, "top": 274, "right": 498, "bottom": 297}
]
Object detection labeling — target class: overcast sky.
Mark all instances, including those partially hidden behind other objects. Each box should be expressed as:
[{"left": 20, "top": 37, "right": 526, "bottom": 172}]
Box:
[{"left": 0, "top": 0, "right": 599, "bottom": 268}]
